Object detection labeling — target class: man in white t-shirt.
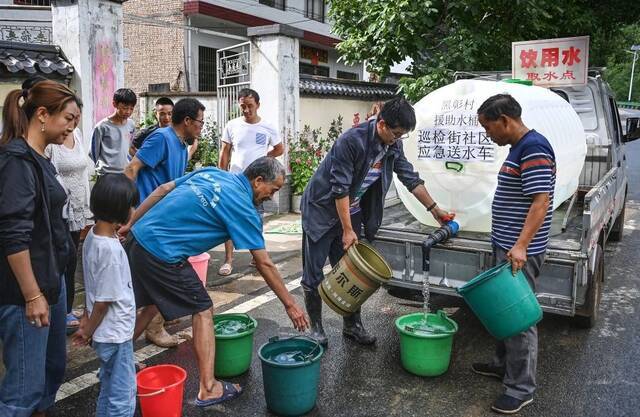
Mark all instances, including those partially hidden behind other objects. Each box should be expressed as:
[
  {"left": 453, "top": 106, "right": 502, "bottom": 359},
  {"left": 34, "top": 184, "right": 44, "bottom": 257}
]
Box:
[{"left": 218, "top": 88, "right": 283, "bottom": 276}]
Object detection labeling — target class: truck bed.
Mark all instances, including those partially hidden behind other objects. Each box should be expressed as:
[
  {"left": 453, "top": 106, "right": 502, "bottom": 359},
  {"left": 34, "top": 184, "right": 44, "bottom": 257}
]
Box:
[
  {"left": 379, "top": 197, "right": 583, "bottom": 252},
  {"left": 374, "top": 197, "right": 589, "bottom": 316}
]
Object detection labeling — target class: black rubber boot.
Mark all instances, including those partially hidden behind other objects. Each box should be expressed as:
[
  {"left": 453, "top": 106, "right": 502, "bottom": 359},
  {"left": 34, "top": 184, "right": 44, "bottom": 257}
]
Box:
[
  {"left": 303, "top": 289, "right": 328, "bottom": 347},
  {"left": 343, "top": 310, "right": 376, "bottom": 345}
]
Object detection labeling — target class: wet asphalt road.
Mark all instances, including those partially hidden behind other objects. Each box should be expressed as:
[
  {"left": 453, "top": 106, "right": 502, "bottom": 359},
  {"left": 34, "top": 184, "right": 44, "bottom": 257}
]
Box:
[{"left": 53, "top": 140, "right": 640, "bottom": 417}]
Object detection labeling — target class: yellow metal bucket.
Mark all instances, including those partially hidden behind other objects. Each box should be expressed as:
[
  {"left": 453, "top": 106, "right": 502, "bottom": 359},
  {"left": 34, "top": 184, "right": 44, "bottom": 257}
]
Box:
[{"left": 319, "top": 242, "right": 392, "bottom": 316}]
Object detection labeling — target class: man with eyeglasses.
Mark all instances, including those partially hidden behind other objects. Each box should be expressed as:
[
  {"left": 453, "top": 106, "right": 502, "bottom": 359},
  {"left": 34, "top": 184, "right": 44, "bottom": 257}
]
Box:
[
  {"left": 300, "top": 97, "right": 454, "bottom": 347},
  {"left": 123, "top": 98, "right": 205, "bottom": 348},
  {"left": 125, "top": 98, "right": 204, "bottom": 204}
]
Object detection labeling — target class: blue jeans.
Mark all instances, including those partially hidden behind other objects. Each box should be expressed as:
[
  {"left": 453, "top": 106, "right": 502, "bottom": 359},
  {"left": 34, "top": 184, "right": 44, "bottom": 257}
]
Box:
[
  {"left": 0, "top": 277, "right": 67, "bottom": 417},
  {"left": 93, "top": 340, "right": 136, "bottom": 417}
]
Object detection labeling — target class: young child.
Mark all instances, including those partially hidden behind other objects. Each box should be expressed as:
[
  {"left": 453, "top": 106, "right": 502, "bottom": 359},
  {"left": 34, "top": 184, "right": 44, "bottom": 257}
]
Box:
[{"left": 72, "top": 173, "right": 139, "bottom": 417}]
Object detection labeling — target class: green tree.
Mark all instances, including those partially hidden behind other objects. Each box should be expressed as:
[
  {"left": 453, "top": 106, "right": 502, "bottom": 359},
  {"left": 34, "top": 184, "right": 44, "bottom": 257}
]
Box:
[
  {"left": 329, "top": 0, "right": 640, "bottom": 102},
  {"left": 604, "top": 24, "right": 640, "bottom": 101}
]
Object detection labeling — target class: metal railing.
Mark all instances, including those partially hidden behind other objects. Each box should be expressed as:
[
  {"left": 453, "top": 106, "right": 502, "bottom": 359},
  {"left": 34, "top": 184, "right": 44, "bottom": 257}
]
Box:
[
  {"left": 259, "top": 0, "right": 285, "bottom": 10},
  {"left": 305, "top": 0, "right": 325, "bottom": 22},
  {"left": 12, "top": 0, "right": 51, "bottom": 6},
  {"left": 216, "top": 42, "right": 251, "bottom": 132},
  {"left": 618, "top": 101, "right": 640, "bottom": 110}
]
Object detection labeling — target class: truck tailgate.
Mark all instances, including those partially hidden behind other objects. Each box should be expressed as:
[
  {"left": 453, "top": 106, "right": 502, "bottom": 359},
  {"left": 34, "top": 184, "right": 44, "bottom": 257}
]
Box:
[{"left": 374, "top": 201, "right": 587, "bottom": 316}]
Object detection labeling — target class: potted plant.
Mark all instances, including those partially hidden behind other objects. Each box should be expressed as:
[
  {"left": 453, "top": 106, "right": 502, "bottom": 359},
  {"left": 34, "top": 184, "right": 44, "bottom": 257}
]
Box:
[{"left": 289, "top": 116, "right": 342, "bottom": 213}]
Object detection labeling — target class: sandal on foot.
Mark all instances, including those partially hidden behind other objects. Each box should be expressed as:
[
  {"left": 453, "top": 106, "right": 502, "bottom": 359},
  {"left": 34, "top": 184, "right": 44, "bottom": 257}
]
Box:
[
  {"left": 218, "top": 263, "right": 233, "bottom": 276},
  {"left": 195, "top": 381, "right": 243, "bottom": 407},
  {"left": 66, "top": 313, "right": 80, "bottom": 335}
]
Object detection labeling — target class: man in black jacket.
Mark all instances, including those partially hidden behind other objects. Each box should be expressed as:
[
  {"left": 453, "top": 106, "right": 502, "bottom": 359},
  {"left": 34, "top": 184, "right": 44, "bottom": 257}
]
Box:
[{"left": 300, "top": 97, "right": 453, "bottom": 346}]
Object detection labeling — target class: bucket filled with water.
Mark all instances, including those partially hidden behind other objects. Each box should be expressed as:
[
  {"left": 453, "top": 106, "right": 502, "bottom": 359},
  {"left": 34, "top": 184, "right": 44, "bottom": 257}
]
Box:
[
  {"left": 258, "top": 336, "right": 324, "bottom": 416},
  {"left": 457, "top": 262, "right": 542, "bottom": 340},
  {"left": 137, "top": 364, "right": 187, "bottom": 417},
  {"left": 395, "top": 311, "right": 458, "bottom": 377},
  {"left": 319, "top": 241, "right": 392, "bottom": 316},
  {"left": 214, "top": 313, "right": 258, "bottom": 377}
]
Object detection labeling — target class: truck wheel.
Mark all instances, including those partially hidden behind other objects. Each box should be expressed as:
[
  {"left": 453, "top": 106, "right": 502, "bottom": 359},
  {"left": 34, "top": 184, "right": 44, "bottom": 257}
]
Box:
[
  {"left": 608, "top": 200, "right": 626, "bottom": 242},
  {"left": 574, "top": 244, "right": 604, "bottom": 328}
]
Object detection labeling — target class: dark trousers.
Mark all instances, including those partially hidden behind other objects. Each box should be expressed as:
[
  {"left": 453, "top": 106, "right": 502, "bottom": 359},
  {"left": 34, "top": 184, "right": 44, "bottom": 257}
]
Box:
[
  {"left": 65, "top": 230, "right": 81, "bottom": 314},
  {"left": 492, "top": 245, "right": 545, "bottom": 400},
  {"left": 302, "top": 212, "right": 362, "bottom": 291}
]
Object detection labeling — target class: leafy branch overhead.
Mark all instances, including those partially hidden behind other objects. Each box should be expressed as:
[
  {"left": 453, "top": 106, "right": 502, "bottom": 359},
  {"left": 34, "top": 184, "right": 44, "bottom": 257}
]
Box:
[{"left": 328, "top": 0, "right": 640, "bottom": 101}]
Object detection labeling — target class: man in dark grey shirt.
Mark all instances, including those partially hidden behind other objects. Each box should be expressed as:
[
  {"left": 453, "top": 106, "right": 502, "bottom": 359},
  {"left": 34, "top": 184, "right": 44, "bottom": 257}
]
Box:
[
  {"left": 91, "top": 89, "right": 137, "bottom": 175},
  {"left": 301, "top": 97, "right": 453, "bottom": 347}
]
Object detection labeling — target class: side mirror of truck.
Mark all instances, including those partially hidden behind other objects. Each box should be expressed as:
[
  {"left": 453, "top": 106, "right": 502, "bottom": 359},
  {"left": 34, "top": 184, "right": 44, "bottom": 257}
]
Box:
[{"left": 624, "top": 117, "right": 640, "bottom": 142}]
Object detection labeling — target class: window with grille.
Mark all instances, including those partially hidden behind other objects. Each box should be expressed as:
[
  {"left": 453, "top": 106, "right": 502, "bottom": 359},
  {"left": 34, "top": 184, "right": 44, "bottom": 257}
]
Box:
[
  {"left": 13, "top": 0, "right": 51, "bottom": 5},
  {"left": 198, "top": 46, "right": 217, "bottom": 92},
  {"left": 305, "top": 0, "right": 325, "bottom": 23},
  {"left": 300, "top": 63, "right": 329, "bottom": 77},
  {"left": 259, "top": 0, "right": 285, "bottom": 10},
  {"left": 337, "top": 70, "right": 358, "bottom": 81}
]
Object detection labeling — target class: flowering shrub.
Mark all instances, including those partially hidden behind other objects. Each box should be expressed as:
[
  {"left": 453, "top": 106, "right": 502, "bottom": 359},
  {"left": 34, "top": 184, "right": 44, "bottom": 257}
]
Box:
[
  {"left": 188, "top": 117, "right": 219, "bottom": 171},
  {"left": 289, "top": 116, "right": 343, "bottom": 195}
]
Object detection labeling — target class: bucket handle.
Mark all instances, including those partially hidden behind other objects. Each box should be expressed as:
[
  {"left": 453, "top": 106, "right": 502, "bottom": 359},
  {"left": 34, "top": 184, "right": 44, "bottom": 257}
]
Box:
[
  {"left": 269, "top": 334, "right": 322, "bottom": 363},
  {"left": 137, "top": 388, "right": 166, "bottom": 397},
  {"left": 403, "top": 311, "right": 450, "bottom": 334},
  {"left": 240, "top": 313, "right": 256, "bottom": 330},
  {"left": 403, "top": 324, "right": 448, "bottom": 335},
  {"left": 215, "top": 313, "right": 256, "bottom": 330}
]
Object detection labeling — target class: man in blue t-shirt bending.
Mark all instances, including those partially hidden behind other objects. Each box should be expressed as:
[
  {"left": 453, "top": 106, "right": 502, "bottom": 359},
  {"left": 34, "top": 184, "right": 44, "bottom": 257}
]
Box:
[
  {"left": 120, "top": 157, "right": 308, "bottom": 408},
  {"left": 124, "top": 98, "right": 205, "bottom": 348},
  {"left": 474, "top": 94, "right": 556, "bottom": 415}
]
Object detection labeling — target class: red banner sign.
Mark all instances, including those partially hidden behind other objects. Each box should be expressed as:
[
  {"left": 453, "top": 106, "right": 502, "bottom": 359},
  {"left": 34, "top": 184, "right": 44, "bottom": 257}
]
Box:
[{"left": 512, "top": 36, "right": 589, "bottom": 87}]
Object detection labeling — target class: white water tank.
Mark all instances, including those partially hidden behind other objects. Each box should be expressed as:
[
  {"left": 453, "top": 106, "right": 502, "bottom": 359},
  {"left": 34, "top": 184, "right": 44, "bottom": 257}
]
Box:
[{"left": 396, "top": 79, "right": 587, "bottom": 232}]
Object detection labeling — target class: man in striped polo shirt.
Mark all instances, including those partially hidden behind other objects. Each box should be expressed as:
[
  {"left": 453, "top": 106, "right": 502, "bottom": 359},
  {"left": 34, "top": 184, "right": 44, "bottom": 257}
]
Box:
[{"left": 473, "top": 94, "right": 556, "bottom": 414}]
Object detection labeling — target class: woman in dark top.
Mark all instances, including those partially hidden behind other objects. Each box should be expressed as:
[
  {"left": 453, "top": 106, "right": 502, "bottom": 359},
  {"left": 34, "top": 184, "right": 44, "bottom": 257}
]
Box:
[{"left": 0, "top": 80, "right": 81, "bottom": 417}]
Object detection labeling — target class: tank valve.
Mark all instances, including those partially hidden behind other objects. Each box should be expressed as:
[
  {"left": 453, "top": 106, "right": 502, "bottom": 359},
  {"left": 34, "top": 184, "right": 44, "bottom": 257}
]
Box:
[{"left": 422, "top": 221, "right": 459, "bottom": 272}]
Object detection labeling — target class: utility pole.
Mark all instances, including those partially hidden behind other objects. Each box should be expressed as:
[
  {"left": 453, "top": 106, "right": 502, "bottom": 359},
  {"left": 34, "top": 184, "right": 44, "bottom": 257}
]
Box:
[{"left": 629, "top": 45, "right": 640, "bottom": 101}]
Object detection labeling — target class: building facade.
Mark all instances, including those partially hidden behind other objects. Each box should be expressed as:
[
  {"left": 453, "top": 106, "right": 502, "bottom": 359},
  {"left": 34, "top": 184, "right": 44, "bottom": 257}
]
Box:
[
  {"left": 0, "top": 0, "right": 73, "bottom": 126},
  {"left": 123, "top": 0, "right": 365, "bottom": 96}
]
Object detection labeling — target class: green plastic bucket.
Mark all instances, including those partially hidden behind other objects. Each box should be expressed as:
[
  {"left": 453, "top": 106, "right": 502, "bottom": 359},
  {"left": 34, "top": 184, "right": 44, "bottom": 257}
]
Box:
[
  {"left": 395, "top": 311, "right": 458, "bottom": 377},
  {"left": 214, "top": 313, "right": 257, "bottom": 377},
  {"left": 258, "top": 336, "right": 324, "bottom": 416},
  {"left": 457, "top": 262, "right": 542, "bottom": 340}
]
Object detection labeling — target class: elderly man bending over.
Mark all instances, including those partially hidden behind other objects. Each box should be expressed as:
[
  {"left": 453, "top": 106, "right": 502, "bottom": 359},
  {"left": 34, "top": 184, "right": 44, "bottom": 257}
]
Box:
[{"left": 120, "top": 157, "right": 309, "bottom": 407}]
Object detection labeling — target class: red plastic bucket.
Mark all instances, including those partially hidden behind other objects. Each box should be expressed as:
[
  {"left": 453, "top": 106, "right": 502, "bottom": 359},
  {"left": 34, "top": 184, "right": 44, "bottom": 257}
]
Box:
[
  {"left": 137, "top": 364, "right": 187, "bottom": 417},
  {"left": 188, "top": 252, "right": 210, "bottom": 286}
]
